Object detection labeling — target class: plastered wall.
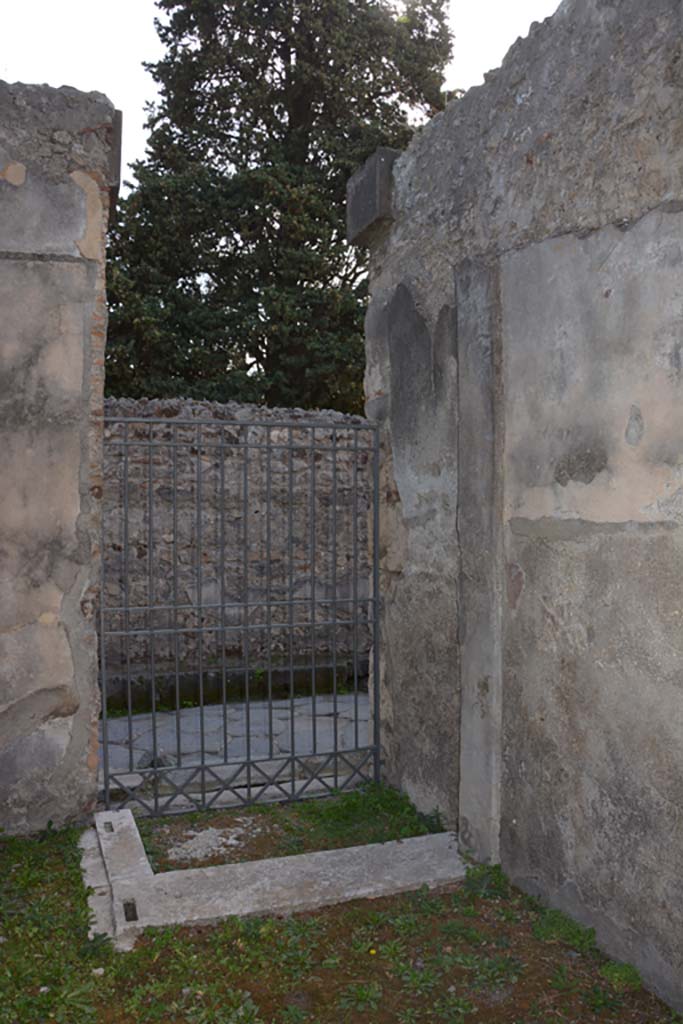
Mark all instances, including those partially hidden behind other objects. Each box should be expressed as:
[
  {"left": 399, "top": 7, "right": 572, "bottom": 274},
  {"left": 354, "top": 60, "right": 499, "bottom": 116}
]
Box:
[
  {"left": 352, "top": 0, "right": 683, "bottom": 1009},
  {"left": 0, "top": 81, "right": 118, "bottom": 833}
]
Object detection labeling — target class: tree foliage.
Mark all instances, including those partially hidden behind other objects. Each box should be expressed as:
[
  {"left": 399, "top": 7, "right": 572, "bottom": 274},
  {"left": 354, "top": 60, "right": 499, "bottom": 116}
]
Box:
[{"left": 107, "top": 0, "right": 452, "bottom": 412}]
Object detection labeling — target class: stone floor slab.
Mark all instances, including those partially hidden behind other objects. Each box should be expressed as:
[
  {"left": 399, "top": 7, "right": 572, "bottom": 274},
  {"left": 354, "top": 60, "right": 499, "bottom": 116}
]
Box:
[{"left": 100, "top": 694, "right": 369, "bottom": 777}]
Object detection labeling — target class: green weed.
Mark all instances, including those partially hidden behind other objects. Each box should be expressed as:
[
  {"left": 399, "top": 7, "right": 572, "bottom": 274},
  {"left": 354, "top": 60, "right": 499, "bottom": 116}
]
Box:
[
  {"left": 279, "top": 1007, "right": 312, "bottom": 1023},
  {"left": 583, "top": 983, "right": 624, "bottom": 1013},
  {"left": 550, "top": 965, "right": 578, "bottom": 993},
  {"left": 440, "top": 919, "right": 487, "bottom": 945},
  {"left": 337, "top": 980, "right": 383, "bottom": 1013},
  {"left": 380, "top": 937, "right": 407, "bottom": 970},
  {"left": 399, "top": 962, "right": 441, "bottom": 995},
  {"left": 531, "top": 907, "right": 597, "bottom": 954},
  {"left": 599, "top": 960, "right": 642, "bottom": 991},
  {"left": 463, "top": 864, "right": 512, "bottom": 900},
  {"left": 390, "top": 911, "right": 423, "bottom": 937},
  {"left": 431, "top": 993, "right": 475, "bottom": 1021},
  {"left": 397, "top": 1009, "right": 423, "bottom": 1024},
  {"left": 442, "top": 951, "right": 522, "bottom": 989}
]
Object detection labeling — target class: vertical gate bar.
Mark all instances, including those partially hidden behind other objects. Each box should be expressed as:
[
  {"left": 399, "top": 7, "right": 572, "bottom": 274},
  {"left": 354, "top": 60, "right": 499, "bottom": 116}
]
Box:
[
  {"left": 266, "top": 427, "right": 274, "bottom": 760},
  {"left": 123, "top": 421, "right": 133, "bottom": 772},
  {"left": 331, "top": 427, "right": 338, "bottom": 787},
  {"left": 372, "top": 425, "right": 381, "bottom": 783},
  {"left": 219, "top": 426, "right": 228, "bottom": 763},
  {"left": 173, "top": 425, "right": 181, "bottom": 768},
  {"left": 352, "top": 430, "right": 359, "bottom": 750},
  {"left": 242, "top": 426, "right": 251, "bottom": 802},
  {"left": 309, "top": 428, "right": 317, "bottom": 755},
  {"left": 99, "top": 414, "right": 379, "bottom": 816},
  {"left": 100, "top": 432, "right": 110, "bottom": 808},
  {"left": 148, "top": 422, "right": 158, "bottom": 814},
  {"left": 287, "top": 426, "right": 295, "bottom": 797},
  {"left": 196, "top": 423, "right": 206, "bottom": 808}
]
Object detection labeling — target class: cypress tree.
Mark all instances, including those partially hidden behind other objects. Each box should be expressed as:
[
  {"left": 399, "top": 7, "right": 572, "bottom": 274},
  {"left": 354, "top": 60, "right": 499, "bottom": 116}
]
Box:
[{"left": 107, "top": 0, "right": 452, "bottom": 412}]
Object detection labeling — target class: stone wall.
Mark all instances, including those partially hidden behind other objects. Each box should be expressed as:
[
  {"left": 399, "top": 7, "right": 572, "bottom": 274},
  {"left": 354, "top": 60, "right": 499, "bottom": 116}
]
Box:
[
  {"left": 351, "top": 0, "right": 683, "bottom": 1009},
  {"left": 102, "top": 398, "right": 374, "bottom": 710},
  {"left": 0, "top": 82, "right": 118, "bottom": 834}
]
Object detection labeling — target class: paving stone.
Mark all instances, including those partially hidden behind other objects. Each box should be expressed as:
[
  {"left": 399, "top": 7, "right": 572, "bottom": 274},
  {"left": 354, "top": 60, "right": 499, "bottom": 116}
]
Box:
[{"left": 101, "top": 695, "right": 369, "bottom": 779}]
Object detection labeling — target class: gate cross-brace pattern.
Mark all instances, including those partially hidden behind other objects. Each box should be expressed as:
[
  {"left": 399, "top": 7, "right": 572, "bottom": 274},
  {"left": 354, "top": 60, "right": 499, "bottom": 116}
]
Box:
[{"left": 99, "top": 415, "right": 380, "bottom": 815}]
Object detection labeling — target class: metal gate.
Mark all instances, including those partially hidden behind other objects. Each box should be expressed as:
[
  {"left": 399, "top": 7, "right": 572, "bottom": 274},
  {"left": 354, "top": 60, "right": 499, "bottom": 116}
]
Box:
[{"left": 99, "top": 414, "right": 380, "bottom": 815}]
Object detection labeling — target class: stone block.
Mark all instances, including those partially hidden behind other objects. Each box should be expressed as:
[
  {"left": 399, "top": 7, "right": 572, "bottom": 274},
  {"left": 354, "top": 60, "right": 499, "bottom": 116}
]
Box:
[
  {"left": 346, "top": 147, "right": 400, "bottom": 246},
  {"left": 86, "top": 810, "right": 466, "bottom": 949}
]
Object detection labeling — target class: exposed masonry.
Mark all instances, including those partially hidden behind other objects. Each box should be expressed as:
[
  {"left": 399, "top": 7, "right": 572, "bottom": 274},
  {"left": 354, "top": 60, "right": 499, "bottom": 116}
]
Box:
[
  {"left": 0, "top": 81, "right": 120, "bottom": 835},
  {"left": 349, "top": 0, "right": 683, "bottom": 1011},
  {"left": 80, "top": 809, "right": 465, "bottom": 950},
  {"left": 102, "top": 397, "right": 373, "bottom": 708}
]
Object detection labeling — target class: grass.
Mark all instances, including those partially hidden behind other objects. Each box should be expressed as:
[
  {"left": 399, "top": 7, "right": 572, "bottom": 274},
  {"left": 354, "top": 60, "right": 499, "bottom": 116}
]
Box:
[
  {"left": 530, "top": 905, "right": 597, "bottom": 954},
  {"left": 136, "top": 784, "right": 443, "bottom": 871},
  {"left": 1, "top": 790, "right": 681, "bottom": 1023}
]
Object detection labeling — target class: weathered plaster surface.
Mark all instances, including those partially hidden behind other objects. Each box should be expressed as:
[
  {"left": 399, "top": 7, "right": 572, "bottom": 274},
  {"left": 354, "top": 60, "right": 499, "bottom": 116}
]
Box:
[
  {"left": 502, "top": 211, "right": 683, "bottom": 526},
  {"left": 454, "top": 262, "right": 504, "bottom": 862},
  {"left": 0, "top": 81, "right": 117, "bottom": 833},
  {"left": 500, "top": 210, "right": 683, "bottom": 1010},
  {"left": 364, "top": 276, "right": 460, "bottom": 825},
  {"left": 503, "top": 525, "right": 683, "bottom": 1004},
  {"left": 357, "top": 0, "right": 683, "bottom": 1008}
]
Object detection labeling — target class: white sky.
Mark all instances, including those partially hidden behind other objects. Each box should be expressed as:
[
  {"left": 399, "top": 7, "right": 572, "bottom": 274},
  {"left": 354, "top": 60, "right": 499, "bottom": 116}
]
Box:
[{"left": 1, "top": 0, "right": 561, "bottom": 186}]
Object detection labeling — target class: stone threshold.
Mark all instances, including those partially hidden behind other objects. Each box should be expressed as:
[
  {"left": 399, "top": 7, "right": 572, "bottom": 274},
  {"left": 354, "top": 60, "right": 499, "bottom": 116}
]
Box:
[{"left": 80, "top": 809, "right": 466, "bottom": 951}]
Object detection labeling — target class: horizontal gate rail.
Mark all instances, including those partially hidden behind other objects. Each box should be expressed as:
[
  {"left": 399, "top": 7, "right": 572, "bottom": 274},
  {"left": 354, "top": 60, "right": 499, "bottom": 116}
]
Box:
[{"left": 99, "top": 414, "right": 380, "bottom": 815}]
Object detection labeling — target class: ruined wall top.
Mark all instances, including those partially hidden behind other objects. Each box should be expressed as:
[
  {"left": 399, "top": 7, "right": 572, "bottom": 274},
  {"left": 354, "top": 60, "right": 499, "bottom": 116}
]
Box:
[
  {"left": 105, "top": 396, "right": 370, "bottom": 428},
  {"left": 368, "top": 0, "right": 682, "bottom": 276},
  {"left": 0, "top": 81, "right": 119, "bottom": 190}
]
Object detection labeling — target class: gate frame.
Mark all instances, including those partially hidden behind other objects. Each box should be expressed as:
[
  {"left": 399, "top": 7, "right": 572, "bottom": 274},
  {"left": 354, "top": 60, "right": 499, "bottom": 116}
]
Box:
[{"left": 99, "top": 414, "right": 381, "bottom": 815}]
